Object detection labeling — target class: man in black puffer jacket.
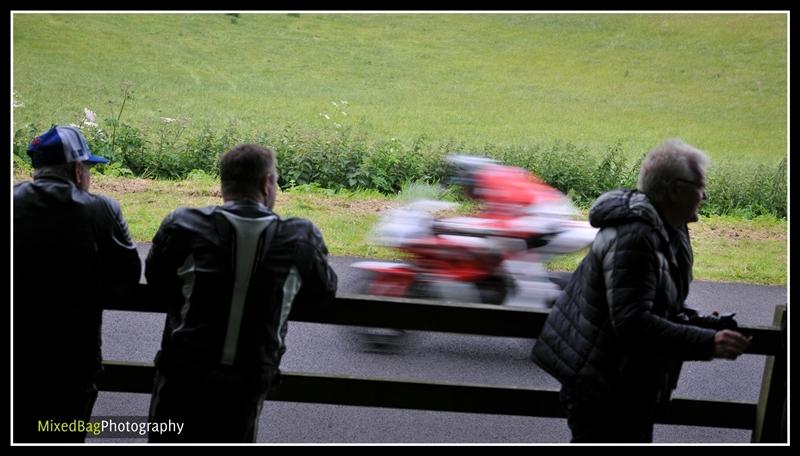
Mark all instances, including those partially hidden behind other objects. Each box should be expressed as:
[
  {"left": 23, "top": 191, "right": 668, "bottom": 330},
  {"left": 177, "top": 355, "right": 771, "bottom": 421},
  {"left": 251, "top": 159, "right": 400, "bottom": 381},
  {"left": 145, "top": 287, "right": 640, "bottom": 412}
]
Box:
[{"left": 531, "top": 139, "right": 751, "bottom": 443}]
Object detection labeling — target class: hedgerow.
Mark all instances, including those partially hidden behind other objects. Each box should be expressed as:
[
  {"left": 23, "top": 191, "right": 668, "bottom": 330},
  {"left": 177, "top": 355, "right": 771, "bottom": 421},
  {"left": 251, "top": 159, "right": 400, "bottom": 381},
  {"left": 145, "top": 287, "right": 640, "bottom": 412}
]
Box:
[{"left": 12, "top": 121, "right": 786, "bottom": 219}]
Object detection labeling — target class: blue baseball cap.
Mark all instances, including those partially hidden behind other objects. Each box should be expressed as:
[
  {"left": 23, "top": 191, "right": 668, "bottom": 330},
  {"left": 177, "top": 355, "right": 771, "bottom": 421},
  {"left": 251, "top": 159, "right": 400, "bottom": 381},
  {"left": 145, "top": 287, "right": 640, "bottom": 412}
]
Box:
[{"left": 27, "top": 125, "right": 110, "bottom": 168}]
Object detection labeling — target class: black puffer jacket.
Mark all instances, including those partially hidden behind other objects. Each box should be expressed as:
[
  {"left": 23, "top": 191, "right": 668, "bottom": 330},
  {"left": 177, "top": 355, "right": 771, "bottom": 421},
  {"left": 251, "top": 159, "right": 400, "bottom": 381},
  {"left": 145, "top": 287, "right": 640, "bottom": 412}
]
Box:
[
  {"left": 531, "top": 189, "right": 716, "bottom": 405},
  {"left": 14, "top": 177, "right": 142, "bottom": 386},
  {"left": 145, "top": 200, "right": 338, "bottom": 392}
]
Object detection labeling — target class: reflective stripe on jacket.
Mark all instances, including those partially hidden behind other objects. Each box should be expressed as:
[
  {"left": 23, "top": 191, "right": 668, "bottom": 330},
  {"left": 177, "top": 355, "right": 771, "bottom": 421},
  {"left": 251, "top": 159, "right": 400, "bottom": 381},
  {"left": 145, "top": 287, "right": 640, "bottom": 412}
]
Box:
[{"left": 145, "top": 200, "right": 337, "bottom": 392}]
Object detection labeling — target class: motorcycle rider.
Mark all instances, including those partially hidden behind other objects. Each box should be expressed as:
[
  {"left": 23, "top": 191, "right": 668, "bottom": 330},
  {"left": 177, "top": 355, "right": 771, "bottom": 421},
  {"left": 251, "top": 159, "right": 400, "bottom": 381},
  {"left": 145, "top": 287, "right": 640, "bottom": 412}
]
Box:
[
  {"left": 351, "top": 155, "right": 596, "bottom": 352},
  {"left": 449, "top": 154, "right": 566, "bottom": 218}
]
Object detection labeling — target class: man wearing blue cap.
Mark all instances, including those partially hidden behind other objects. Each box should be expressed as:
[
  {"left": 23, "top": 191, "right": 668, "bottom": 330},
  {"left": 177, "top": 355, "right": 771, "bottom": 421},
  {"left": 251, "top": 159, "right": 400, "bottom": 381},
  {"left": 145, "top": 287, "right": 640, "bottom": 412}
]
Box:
[{"left": 13, "top": 125, "right": 142, "bottom": 442}]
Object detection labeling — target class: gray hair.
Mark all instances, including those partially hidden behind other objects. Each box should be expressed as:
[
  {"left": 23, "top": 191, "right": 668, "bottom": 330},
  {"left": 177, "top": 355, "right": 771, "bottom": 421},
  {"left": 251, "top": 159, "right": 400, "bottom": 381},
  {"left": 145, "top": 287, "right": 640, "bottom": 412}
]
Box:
[
  {"left": 637, "top": 139, "right": 710, "bottom": 204},
  {"left": 33, "top": 163, "right": 76, "bottom": 181}
]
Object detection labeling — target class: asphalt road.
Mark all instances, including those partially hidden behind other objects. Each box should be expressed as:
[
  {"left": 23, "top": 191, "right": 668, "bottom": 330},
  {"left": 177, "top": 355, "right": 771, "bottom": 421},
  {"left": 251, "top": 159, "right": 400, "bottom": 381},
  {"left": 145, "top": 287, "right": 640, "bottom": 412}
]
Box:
[{"left": 89, "top": 245, "right": 787, "bottom": 444}]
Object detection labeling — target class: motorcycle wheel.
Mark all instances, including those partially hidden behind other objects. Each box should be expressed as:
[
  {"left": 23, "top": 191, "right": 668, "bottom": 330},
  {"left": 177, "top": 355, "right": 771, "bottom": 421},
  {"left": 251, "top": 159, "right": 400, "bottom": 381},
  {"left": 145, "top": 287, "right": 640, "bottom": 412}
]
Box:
[
  {"left": 349, "top": 270, "right": 410, "bottom": 354},
  {"left": 475, "top": 275, "right": 514, "bottom": 305}
]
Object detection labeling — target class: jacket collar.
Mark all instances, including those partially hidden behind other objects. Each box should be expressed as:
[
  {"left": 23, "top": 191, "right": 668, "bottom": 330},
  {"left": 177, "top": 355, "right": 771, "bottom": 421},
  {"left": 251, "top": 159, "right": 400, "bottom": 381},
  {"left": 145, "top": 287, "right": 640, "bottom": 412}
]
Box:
[
  {"left": 590, "top": 189, "right": 672, "bottom": 244},
  {"left": 34, "top": 175, "right": 76, "bottom": 187},
  {"left": 629, "top": 192, "right": 672, "bottom": 245},
  {"left": 219, "top": 199, "right": 274, "bottom": 217}
]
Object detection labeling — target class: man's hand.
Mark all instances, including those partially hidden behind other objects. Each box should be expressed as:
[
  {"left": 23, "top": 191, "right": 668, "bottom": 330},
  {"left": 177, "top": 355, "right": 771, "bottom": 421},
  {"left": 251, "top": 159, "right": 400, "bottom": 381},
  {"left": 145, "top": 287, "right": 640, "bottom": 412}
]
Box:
[{"left": 713, "top": 329, "right": 752, "bottom": 360}]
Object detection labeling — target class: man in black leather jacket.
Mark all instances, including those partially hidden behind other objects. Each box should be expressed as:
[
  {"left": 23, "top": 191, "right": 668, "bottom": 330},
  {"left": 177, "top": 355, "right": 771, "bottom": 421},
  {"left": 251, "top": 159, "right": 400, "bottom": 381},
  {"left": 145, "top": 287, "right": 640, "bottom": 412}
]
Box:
[
  {"left": 146, "top": 143, "right": 338, "bottom": 443},
  {"left": 13, "top": 125, "right": 142, "bottom": 442},
  {"left": 530, "top": 139, "right": 751, "bottom": 443}
]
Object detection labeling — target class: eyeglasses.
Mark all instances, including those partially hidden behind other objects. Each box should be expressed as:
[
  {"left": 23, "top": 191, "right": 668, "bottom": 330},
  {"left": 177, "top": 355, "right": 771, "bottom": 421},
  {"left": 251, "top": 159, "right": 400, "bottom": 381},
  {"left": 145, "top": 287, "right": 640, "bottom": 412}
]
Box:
[
  {"left": 675, "top": 178, "right": 708, "bottom": 199},
  {"left": 676, "top": 178, "right": 704, "bottom": 188}
]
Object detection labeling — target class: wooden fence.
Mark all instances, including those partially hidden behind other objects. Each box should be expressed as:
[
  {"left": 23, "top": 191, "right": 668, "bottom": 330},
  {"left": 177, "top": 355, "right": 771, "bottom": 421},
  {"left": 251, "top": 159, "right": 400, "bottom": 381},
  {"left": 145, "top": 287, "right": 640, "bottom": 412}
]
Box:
[{"left": 98, "top": 285, "right": 787, "bottom": 443}]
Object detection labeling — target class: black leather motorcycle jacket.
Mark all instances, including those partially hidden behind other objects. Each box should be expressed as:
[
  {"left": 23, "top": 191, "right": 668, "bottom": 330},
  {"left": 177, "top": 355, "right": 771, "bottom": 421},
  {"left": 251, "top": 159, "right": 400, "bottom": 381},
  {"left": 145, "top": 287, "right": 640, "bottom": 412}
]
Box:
[
  {"left": 14, "top": 176, "right": 142, "bottom": 386},
  {"left": 145, "top": 199, "right": 338, "bottom": 392}
]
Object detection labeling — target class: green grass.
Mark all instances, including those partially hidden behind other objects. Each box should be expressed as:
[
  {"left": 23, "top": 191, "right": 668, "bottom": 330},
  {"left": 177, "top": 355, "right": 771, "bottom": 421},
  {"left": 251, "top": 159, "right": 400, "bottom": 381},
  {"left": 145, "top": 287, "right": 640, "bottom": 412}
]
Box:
[
  {"left": 688, "top": 215, "right": 787, "bottom": 285},
  {"left": 547, "top": 210, "right": 787, "bottom": 286},
  {"left": 545, "top": 215, "right": 787, "bottom": 286},
  {"left": 12, "top": 13, "right": 787, "bottom": 164},
  {"left": 11, "top": 14, "right": 787, "bottom": 284},
  {"left": 72, "top": 172, "right": 400, "bottom": 260},
  {"left": 15, "top": 170, "right": 783, "bottom": 286}
]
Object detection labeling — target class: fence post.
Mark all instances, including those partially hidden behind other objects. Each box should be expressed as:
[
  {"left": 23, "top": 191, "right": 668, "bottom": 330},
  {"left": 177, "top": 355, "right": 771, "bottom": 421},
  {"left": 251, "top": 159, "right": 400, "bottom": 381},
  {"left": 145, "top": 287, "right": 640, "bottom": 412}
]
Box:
[{"left": 751, "top": 305, "right": 787, "bottom": 443}]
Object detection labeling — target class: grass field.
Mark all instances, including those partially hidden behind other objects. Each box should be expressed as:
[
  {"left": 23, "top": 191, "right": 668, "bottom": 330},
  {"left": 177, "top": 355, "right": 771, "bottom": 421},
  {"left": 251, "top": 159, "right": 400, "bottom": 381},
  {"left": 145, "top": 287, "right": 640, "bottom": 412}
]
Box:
[
  {"left": 12, "top": 13, "right": 787, "bottom": 164},
  {"left": 102, "top": 174, "right": 790, "bottom": 287},
  {"left": 12, "top": 13, "right": 788, "bottom": 285},
  {"left": 13, "top": 169, "right": 785, "bottom": 286}
]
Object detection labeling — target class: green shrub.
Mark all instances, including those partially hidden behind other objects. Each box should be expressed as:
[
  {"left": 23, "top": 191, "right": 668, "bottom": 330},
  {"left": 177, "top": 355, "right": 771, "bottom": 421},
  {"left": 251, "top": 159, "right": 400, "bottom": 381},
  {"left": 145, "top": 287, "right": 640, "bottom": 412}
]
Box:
[
  {"left": 12, "top": 124, "right": 39, "bottom": 166},
  {"left": 703, "top": 158, "right": 787, "bottom": 219},
  {"left": 11, "top": 118, "right": 786, "bottom": 219},
  {"left": 13, "top": 153, "right": 33, "bottom": 177},
  {"left": 97, "top": 161, "right": 134, "bottom": 178},
  {"left": 185, "top": 168, "right": 218, "bottom": 185}
]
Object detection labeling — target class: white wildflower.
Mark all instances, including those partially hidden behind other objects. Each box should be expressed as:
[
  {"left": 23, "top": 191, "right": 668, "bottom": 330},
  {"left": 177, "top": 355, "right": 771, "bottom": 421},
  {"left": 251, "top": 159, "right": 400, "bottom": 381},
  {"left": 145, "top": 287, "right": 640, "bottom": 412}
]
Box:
[
  {"left": 84, "top": 108, "right": 97, "bottom": 123},
  {"left": 160, "top": 117, "right": 176, "bottom": 123},
  {"left": 13, "top": 91, "right": 24, "bottom": 108}
]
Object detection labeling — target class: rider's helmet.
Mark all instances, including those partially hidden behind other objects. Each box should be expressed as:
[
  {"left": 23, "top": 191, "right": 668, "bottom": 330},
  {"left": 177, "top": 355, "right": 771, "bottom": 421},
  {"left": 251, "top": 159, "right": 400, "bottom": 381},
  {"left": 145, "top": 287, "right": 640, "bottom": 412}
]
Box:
[{"left": 443, "top": 154, "right": 498, "bottom": 199}]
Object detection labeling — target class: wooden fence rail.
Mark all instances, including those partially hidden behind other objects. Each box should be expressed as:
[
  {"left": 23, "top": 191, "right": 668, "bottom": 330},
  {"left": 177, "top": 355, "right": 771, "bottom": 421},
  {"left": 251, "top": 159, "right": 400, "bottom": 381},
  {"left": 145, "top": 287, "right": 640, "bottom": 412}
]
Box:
[{"left": 99, "top": 285, "right": 787, "bottom": 442}]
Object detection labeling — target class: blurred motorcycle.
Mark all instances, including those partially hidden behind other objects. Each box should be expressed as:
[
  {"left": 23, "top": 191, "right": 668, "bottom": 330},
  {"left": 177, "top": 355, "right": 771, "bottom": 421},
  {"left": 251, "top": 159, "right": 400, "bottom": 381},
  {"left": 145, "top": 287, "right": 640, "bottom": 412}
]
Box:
[{"left": 349, "top": 154, "right": 598, "bottom": 352}]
